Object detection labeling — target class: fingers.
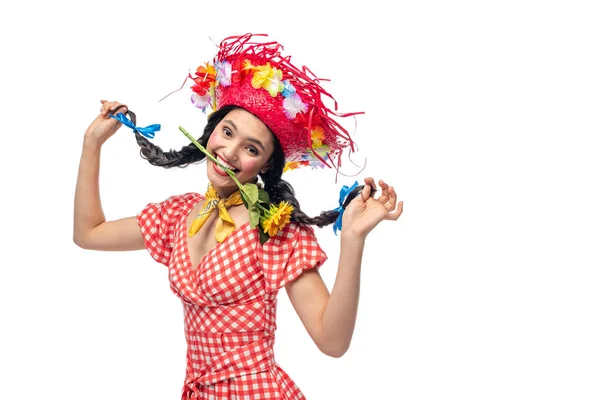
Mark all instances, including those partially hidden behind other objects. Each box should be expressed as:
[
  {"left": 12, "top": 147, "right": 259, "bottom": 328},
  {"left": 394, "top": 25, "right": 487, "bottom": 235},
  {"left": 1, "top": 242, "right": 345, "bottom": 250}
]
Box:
[
  {"left": 112, "top": 104, "right": 128, "bottom": 115},
  {"left": 384, "top": 185, "right": 397, "bottom": 212},
  {"left": 366, "top": 177, "right": 404, "bottom": 219},
  {"left": 378, "top": 179, "right": 390, "bottom": 204},
  {"left": 388, "top": 201, "right": 404, "bottom": 220},
  {"left": 99, "top": 100, "right": 128, "bottom": 117},
  {"left": 362, "top": 177, "right": 378, "bottom": 200},
  {"left": 385, "top": 201, "right": 404, "bottom": 221},
  {"left": 360, "top": 179, "right": 372, "bottom": 201}
]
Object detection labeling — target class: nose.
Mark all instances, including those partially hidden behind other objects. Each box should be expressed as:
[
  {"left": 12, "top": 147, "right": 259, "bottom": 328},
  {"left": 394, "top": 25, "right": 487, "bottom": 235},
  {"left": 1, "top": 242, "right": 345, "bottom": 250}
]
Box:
[{"left": 221, "top": 144, "right": 239, "bottom": 162}]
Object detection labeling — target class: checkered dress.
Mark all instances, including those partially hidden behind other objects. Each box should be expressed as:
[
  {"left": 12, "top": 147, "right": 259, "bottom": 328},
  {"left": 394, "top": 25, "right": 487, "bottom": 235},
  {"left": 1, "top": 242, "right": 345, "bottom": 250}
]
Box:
[{"left": 137, "top": 193, "right": 327, "bottom": 399}]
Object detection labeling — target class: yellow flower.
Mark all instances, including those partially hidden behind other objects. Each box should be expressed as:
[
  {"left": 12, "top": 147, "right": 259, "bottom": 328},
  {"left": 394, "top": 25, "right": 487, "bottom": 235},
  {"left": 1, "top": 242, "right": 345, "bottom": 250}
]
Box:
[
  {"left": 264, "top": 68, "right": 284, "bottom": 97},
  {"left": 261, "top": 201, "right": 294, "bottom": 237},
  {"left": 196, "top": 63, "right": 216, "bottom": 76},
  {"left": 251, "top": 63, "right": 273, "bottom": 89},
  {"left": 242, "top": 60, "right": 256, "bottom": 72}
]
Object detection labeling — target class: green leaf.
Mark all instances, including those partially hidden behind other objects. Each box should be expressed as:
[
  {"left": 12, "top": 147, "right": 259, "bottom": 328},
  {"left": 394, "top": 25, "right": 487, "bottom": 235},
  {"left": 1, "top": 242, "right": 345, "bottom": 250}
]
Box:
[
  {"left": 259, "top": 228, "right": 270, "bottom": 245},
  {"left": 241, "top": 191, "right": 251, "bottom": 209},
  {"left": 258, "top": 188, "right": 270, "bottom": 205},
  {"left": 242, "top": 183, "right": 259, "bottom": 204},
  {"left": 249, "top": 206, "right": 260, "bottom": 228}
]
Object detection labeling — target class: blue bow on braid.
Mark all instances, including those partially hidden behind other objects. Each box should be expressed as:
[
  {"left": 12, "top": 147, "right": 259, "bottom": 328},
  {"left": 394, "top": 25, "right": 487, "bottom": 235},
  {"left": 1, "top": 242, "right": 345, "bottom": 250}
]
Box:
[
  {"left": 333, "top": 180, "right": 359, "bottom": 235},
  {"left": 109, "top": 113, "right": 161, "bottom": 139}
]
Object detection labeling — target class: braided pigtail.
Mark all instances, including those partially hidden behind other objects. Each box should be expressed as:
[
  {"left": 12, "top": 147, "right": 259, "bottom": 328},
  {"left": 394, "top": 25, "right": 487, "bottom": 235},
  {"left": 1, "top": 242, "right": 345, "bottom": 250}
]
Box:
[
  {"left": 130, "top": 105, "right": 240, "bottom": 168},
  {"left": 260, "top": 135, "right": 374, "bottom": 228}
]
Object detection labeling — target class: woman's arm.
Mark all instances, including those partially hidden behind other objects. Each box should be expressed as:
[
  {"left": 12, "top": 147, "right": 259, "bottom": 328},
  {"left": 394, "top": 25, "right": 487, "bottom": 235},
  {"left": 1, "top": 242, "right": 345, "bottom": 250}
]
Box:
[
  {"left": 73, "top": 100, "right": 145, "bottom": 251},
  {"left": 285, "top": 233, "right": 364, "bottom": 358},
  {"left": 286, "top": 178, "right": 403, "bottom": 357}
]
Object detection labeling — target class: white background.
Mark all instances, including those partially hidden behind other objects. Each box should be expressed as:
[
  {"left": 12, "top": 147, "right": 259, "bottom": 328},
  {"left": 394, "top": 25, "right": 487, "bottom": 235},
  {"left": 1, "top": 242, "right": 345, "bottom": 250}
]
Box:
[{"left": 1, "top": 0, "right": 599, "bottom": 399}]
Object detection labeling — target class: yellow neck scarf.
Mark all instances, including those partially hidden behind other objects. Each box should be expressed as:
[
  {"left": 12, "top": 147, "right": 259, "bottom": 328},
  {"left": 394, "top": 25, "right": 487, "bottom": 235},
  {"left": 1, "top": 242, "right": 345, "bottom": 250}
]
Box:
[{"left": 188, "top": 183, "right": 244, "bottom": 242}]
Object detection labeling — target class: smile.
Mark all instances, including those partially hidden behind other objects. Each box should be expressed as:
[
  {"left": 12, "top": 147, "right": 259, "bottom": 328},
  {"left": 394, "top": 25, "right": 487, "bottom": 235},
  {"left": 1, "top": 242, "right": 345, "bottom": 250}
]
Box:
[{"left": 214, "top": 154, "right": 240, "bottom": 173}]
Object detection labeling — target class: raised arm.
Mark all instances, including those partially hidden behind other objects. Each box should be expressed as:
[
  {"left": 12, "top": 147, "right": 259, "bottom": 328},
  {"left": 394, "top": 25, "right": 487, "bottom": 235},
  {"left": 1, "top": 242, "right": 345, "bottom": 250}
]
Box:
[
  {"left": 285, "top": 178, "right": 403, "bottom": 357},
  {"left": 73, "top": 100, "right": 145, "bottom": 251}
]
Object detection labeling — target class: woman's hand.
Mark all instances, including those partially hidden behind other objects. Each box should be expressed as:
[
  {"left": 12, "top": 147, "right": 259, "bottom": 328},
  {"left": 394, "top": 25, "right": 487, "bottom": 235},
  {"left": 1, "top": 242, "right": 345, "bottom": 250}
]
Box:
[
  {"left": 84, "top": 100, "right": 128, "bottom": 146},
  {"left": 341, "top": 177, "right": 403, "bottom": 238}
]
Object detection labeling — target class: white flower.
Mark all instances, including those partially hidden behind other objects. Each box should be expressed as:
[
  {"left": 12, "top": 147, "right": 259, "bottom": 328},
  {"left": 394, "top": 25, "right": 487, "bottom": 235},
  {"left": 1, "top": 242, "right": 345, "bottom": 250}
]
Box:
[
  {"left": 191, "top": 93, "right": 212, "bottom": 112},
  {"left": 215, "top": 60, "right": 232, "bottom": 87},
  {"left": 282, "top": 93, "right": 307, "bottom": 119}
]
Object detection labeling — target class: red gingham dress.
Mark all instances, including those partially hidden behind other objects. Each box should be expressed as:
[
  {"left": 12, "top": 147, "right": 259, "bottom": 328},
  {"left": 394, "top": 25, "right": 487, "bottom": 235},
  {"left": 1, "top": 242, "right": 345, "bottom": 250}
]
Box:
[{"left": 136, "top": 193, "right": 327, "bottom": 399}]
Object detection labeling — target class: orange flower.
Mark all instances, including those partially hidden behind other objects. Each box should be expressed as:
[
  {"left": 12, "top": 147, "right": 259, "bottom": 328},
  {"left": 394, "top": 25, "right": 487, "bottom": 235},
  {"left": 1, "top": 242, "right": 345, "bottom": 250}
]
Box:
[
  {"left": 283, "top": 161, "right": 300, "bottom": 172},
  {"left": 310, "top": 126, "right": 325, "bottom": 147},
  {"left": 195, "top": 63, "right": 216, "bottom": 79}
]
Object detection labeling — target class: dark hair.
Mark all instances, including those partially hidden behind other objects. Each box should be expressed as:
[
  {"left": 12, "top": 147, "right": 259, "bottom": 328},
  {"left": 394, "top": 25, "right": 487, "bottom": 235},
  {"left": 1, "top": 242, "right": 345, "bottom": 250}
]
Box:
[{"left": 128, "top": 105, "right": 370, "bottom": 228}]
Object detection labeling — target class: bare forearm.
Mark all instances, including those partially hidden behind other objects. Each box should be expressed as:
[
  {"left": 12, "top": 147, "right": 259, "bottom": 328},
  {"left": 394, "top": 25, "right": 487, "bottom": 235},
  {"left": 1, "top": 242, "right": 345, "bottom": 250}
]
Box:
[
  {"left": 73, "top": 137, "right": 106, "bottom": 245},
  {"left": 320, "top": 232, "right": 365, "bottom": 357}
]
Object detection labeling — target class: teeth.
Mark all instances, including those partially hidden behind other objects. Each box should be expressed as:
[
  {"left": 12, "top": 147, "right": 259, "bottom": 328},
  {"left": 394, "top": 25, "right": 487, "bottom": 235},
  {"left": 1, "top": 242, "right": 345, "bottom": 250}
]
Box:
[{"left": 216, "top": 155, "right": 236, "bottom": 171}]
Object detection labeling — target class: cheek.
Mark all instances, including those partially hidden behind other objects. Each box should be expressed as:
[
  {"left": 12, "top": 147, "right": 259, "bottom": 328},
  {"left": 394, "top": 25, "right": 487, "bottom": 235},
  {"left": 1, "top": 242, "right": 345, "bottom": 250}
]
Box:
[
  {"left": 206, "top": 133, "right": 221, "bottom": 149},
  {"left": 240, "top": 158, "right": 264, "bottom": 173}
]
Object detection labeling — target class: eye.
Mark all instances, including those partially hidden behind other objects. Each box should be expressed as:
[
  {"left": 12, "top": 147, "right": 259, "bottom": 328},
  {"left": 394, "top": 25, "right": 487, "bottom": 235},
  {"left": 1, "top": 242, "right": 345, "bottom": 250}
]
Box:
[
  {"left": 246, "top": 146, "right": 259, "bottom": 156},
  {"left": 223, "top": 127, "right": 233, "bottom": 137}
]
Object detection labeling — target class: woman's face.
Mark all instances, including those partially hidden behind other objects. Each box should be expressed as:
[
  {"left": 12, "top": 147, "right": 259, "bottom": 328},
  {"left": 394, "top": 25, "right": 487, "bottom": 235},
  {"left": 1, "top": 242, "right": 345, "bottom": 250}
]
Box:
[{"left": 206, "top": 108, "right": 275, "bottom": 197}]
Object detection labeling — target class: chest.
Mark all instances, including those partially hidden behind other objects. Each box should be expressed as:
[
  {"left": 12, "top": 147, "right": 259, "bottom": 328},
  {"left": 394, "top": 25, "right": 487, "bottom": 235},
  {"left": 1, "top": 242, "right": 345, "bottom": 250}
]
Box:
[
  {"left": 185, "top": 201, "right": 250, "bottom": 271},
  {"left": 174, "top": 200, "right": 263, "bottom": 305}
]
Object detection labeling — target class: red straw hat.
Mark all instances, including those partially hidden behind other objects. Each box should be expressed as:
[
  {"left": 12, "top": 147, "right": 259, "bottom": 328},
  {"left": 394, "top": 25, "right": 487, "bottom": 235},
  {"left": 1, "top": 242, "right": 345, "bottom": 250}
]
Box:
[{"left": 189, "top": 33, "right": 363, "bottom": 172}]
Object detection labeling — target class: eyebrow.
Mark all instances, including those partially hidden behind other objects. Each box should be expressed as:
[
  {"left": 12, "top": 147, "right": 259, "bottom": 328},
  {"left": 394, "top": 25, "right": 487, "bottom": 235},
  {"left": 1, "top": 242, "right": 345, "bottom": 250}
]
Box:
[{"left": 224, "top": 119, "right": 266, "bottom": 151}]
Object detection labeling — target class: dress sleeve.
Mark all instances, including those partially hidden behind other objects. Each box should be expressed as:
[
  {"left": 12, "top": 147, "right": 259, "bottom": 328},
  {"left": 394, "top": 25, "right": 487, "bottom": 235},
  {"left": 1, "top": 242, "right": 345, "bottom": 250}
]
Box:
[
  {"left": 136, "top": 193, "right": 195, "bottom": 267},
  {"left": 258, "top": 222, "right": 328, "bottom": 293}
]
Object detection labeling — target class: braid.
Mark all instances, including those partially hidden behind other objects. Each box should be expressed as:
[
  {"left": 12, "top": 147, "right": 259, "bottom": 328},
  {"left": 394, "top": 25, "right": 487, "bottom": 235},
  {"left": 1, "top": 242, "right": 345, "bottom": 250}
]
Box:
[
  {"left": 132, "top": 105, "right": 240, "bottom": 168},
  {"left": 260, "top": 134, "right": 373, "bottom": 228},
  {"left": 135, "top": 133, "right": 203, "bottom": 168}
]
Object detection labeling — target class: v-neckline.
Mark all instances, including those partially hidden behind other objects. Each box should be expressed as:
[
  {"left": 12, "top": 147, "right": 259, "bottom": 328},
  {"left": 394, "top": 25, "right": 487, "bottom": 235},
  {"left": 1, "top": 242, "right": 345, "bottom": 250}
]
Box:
[{"left": 182, "top": 194, "right": 252, "bottom": 273}]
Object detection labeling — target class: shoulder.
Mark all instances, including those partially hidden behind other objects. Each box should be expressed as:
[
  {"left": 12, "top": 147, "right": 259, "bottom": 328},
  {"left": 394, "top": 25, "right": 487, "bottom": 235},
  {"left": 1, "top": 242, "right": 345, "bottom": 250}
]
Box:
[
  {"left": 282, "top": 222, "right": 318, "bottom": 240},
  {"left": 149, "top": 192, "right": 202, "bottom": 210},
  {"left": 258, "top": 222, "right": 327, "bottom": 292},
  {"left": 163, "top": 192, "right": 203, "bottom": 209},
  {"left": 138, "top": 192, "right": 203, "bottom": 223},
  {"left": 260, "top": 222, "right": 321, "bottom": 253}
]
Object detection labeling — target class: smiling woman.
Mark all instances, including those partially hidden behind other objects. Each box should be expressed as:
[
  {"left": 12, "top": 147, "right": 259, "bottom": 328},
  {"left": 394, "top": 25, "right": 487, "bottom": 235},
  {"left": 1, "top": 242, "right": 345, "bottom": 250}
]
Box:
[
  {"left": 204, "top": 109, "right": 274, "bottom": 198},
  {"left": 73, "top": 33, "right": 403, "bottom": 399}
]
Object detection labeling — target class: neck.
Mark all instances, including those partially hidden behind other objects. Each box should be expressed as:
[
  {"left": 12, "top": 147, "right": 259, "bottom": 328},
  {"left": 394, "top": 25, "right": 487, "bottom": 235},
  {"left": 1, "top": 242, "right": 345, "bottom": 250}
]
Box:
[
  {"left": 210, "top": 177, "right": 259, "bottom": 199},
  {"left": 214, "top": 185, "right": 238, "bottom": 199}
]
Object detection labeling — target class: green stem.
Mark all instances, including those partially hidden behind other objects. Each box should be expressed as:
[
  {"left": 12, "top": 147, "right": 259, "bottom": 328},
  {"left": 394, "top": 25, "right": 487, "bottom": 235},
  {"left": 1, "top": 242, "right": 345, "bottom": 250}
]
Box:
[{"left": 179, "top": 126, "right": 243, "bottom": 188}]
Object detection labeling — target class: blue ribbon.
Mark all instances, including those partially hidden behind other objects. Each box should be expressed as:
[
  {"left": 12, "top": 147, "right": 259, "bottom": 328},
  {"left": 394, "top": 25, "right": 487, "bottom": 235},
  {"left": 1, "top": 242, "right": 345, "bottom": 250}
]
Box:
[
  {"left": 109, "top": 113, "right": 161, "bottom": 139},
  {"left": 333, "top": 180, "right": 359, "bottom": 235}
]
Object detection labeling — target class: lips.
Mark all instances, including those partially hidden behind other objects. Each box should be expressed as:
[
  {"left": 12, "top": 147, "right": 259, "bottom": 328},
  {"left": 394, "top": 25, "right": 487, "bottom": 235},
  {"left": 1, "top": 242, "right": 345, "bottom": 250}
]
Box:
[{"left": 214, "top": 154, "right": 240, "bottom": 173}]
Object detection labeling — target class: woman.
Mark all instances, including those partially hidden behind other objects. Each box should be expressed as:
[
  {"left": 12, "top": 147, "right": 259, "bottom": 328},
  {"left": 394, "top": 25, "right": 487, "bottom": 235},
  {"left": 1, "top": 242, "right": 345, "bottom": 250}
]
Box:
[{"left": 73, "top": 34, "right": 403, "bottom": 399}]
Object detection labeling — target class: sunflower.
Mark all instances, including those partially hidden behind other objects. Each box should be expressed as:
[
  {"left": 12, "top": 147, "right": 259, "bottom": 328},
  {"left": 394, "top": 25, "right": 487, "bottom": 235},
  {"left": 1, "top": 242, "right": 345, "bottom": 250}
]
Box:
[{"left": 261, "top": 201, "right": 294, "bottom": 237}]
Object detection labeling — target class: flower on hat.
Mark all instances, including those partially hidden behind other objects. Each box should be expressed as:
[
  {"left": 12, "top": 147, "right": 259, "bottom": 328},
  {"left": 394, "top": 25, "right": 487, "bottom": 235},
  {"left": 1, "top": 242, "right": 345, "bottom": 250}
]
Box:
[
  {"left": 306, "top": 145, "right": 331, "bottom": 168},
  {"left": 310, "top": 126, "right": 325, "bottom": 147},
  {"left": 283, "top": 93, "right": 308, "bottom": 120},
  {"left": 215, "top": 60, "right": 232, "bottom": 87},
  {"left": 281, "top": 80, "right": 295, "bottom": 97},
  {"left": 191, "top": 92, "right": 212, "bottom": 112},
  {"left": 250, "top": 63, "right": 274, "bottom": 89},
  {"left": 283, "top": 161, "right": 300, "bottom": 172},
  {"left": 192, "top": 63, "right": 216, "bottom": 96},
  {"left": 249, "top": 62, "right": 284, "bottom": 97}
]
